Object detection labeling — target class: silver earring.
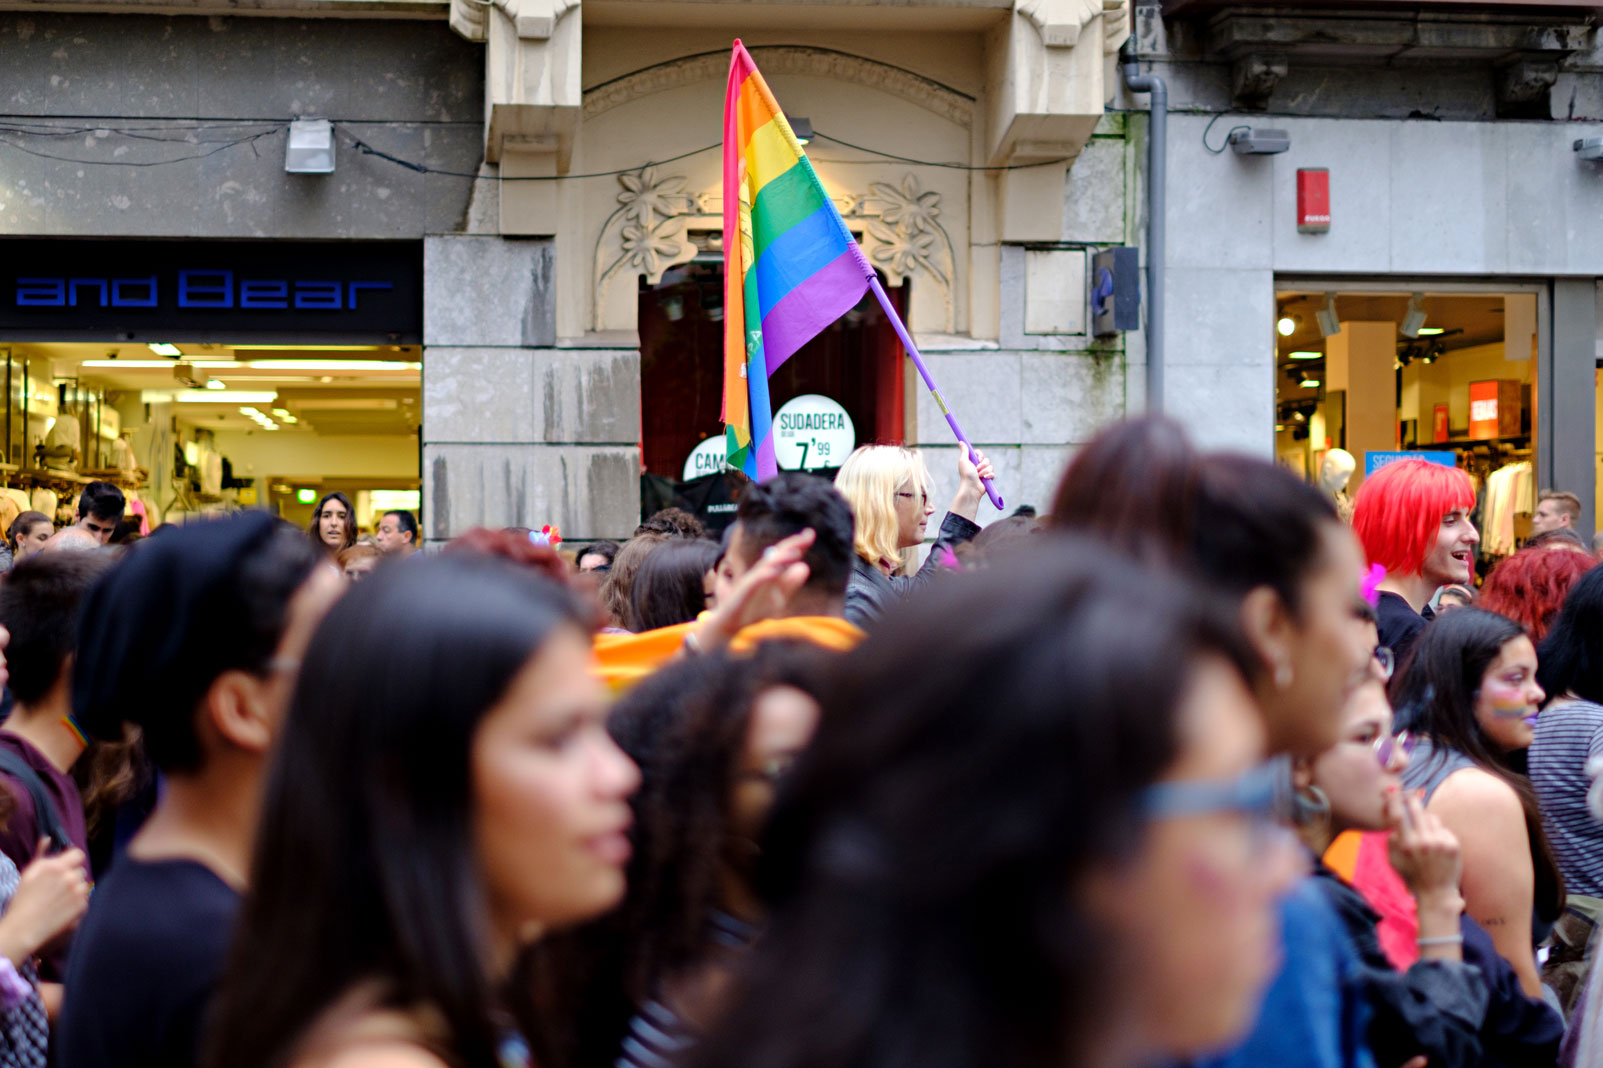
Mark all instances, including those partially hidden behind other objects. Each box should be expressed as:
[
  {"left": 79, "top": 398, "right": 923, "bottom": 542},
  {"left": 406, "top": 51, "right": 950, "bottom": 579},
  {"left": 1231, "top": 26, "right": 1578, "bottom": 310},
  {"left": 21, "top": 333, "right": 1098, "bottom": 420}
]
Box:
[
  {"left": 1275, "top": 662, "right": 1294, "bottom": 689},
  {"left": 1294, "top": 784, "right": 1331, "bottom": 827}
]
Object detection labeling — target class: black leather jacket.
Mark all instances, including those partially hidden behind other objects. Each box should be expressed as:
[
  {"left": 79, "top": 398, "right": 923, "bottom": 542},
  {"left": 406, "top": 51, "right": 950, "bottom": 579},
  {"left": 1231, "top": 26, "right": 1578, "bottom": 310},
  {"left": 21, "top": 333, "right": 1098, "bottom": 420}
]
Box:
[{"left": 843, "top": 511, "right": 980, "bottom": 630}]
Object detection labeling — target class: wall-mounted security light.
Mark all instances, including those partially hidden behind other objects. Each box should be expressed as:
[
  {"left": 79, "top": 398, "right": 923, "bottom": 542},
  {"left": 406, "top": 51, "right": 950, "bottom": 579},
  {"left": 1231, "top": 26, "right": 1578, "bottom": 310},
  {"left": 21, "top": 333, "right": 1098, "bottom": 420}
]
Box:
[
  {"left": 1228, "top": 127, "right": 1291, "bottom": 155},
  {"left": 1401, "top": 293, "right": 1427, "bottom": 339},
  {"left": 790, "top": 117, "right": 814, "bottom": 145},
  {"left": 1316, "top": 292, "right": 1342, "bottom": 338},
  {"left": 285, "top": 119, "right": 335, "bottom": 174},
  {"left": 1575, "top": 137, "right": 1603, "bottom": 160}
]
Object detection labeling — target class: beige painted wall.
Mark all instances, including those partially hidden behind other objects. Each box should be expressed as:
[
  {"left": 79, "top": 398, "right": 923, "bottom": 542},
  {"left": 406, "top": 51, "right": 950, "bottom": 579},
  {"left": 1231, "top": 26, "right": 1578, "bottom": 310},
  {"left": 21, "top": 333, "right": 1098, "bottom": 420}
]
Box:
[{"left": 210, "top": 431, "right": 419, "bottom": 482}]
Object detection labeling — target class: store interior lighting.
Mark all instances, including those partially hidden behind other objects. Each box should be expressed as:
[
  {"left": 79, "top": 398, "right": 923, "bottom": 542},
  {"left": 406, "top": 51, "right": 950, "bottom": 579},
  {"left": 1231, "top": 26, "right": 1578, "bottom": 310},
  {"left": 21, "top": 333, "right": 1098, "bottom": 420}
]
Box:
[
  {"left": 147, "top": 343, "right": 182, "bottom": 357},
  {"left": 1277, "top": 315, "right": 1300, "bottom": 337},
  {"left": 1401, "top": 293, "right": 1427, "bottom": 338},
  {"left": 144, "top": 391, "right": 279, "bottom": 404},
  {"left": 1417, "top": 327, "right": 1444, "bottom": 336},
  {"left": 1300, "top": 377, "right": 1321, "bottom": 389},
  {"left": 1288, "top": 350, "right": 1322, "bottom": 360},
  {"left": 1316, "top": 293, "right": 1341, "bottom": 338}
]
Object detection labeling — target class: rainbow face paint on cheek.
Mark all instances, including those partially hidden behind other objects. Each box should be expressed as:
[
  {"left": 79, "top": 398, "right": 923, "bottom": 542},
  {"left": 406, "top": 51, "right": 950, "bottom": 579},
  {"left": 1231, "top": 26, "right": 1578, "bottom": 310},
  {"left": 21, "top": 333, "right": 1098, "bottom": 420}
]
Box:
[{"left": 1484, "top": 680, "right": 1533, "bottom": 719}]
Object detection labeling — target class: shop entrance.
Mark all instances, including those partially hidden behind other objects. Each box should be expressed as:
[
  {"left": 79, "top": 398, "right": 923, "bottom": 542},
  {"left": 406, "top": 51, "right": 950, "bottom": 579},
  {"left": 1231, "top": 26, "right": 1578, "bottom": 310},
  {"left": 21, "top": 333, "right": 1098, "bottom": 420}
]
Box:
[
  {"left": 1274, "top": 286, "right": 1541, "bottom": 572},
  {"left": 0, "top": 240, "right": 422, "bottom": 537},
  {"left": 638, "top": 260, "right": 907, "bottom": 523}
]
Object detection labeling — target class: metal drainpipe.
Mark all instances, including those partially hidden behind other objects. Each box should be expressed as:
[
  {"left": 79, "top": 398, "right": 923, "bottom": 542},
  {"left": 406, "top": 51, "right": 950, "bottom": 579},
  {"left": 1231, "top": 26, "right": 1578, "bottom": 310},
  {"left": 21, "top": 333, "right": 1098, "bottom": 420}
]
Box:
[{"left": 1121, "top": 41, "right": 1167, "bottom": 413}]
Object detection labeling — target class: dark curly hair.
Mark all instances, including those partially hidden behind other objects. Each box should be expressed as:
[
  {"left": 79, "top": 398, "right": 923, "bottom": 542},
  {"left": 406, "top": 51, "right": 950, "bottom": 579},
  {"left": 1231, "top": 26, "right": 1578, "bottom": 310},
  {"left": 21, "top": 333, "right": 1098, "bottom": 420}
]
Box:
[{"left": 533, "top": 643, "right": 830, "bottom": 1068}]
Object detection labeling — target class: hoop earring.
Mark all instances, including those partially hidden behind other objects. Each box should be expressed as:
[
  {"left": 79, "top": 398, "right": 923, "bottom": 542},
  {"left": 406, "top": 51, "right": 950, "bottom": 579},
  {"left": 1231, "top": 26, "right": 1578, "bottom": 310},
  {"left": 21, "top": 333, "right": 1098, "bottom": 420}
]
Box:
[
  {"left": 1293, "top": 784, "right": 1331, "bottom": 827},
  {"left": 1274, "top": 662, "right": 1294, "bottom": 690}
]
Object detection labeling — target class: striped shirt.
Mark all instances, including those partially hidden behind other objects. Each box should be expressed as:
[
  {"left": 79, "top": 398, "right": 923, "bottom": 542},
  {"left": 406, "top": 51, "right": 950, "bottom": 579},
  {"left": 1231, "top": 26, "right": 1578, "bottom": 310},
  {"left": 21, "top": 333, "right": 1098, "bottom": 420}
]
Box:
[
  {"left": 1531, "top": 698, "right": 1603, "bottom": 898},
  {"left": 614, "top": 911, "right": 760, "bottom": 1068}
]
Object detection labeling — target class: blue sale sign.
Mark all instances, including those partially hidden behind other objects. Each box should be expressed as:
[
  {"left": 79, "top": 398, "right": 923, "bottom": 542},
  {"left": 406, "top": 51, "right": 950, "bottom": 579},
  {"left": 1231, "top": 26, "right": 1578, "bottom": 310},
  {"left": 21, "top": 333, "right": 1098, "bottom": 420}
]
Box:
[{"left": 1365, "top": 451, "right": 1456, "bottom": 477}]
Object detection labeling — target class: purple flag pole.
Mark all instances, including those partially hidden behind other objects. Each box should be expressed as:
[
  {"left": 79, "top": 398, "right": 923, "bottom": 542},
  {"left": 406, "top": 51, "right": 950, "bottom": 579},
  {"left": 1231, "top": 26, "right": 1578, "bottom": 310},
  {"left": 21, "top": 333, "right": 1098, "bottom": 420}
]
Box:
[{"left": 866, "top": 275, "right": 1004, "bottom": 511}]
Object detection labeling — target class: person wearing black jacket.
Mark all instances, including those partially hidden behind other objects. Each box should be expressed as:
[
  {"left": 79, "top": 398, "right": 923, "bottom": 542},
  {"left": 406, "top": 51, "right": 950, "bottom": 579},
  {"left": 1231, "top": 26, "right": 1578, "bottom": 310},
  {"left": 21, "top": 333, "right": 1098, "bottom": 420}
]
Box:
[{"left": 833, "top": 445, "right": 992, "bottom": 630}]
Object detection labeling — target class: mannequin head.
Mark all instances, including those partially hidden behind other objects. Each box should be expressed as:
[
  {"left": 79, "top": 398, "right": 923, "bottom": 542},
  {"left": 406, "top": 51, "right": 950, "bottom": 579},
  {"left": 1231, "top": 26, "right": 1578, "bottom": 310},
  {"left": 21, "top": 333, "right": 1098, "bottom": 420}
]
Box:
[{"left": 1318, "top": 450, "right": 1356, "bottom": 497}]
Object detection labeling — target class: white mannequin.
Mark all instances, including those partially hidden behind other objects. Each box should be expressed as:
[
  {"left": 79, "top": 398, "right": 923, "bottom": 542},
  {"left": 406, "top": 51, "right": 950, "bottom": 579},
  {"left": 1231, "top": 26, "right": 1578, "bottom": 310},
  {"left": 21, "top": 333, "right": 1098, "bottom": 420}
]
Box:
[{"left": 1319, "top": 449, "right": 1356, "bottom": 520}]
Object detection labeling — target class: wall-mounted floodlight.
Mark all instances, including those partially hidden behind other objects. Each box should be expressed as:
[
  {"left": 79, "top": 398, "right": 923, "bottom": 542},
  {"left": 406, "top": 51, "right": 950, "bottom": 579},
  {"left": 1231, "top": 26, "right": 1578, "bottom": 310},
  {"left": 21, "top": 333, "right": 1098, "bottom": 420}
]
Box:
[
  {"left": 1401, "top": 293, "right": 1427, "bottom": 338},
  {"left": 1228, "top": 127, "right": 1291, "bottom": 155},
  {"left": 1575, "top": 137, "right": 1603, "bottom": 160},
  {"left": 790, "top": 117, "right": 814, "bottom": 145},
  {"left": 285, "top": 119, "right": 335, "bottom": 174},
  {"left": 1316, "top": 292, "right": 1342, "bottom": 338}
]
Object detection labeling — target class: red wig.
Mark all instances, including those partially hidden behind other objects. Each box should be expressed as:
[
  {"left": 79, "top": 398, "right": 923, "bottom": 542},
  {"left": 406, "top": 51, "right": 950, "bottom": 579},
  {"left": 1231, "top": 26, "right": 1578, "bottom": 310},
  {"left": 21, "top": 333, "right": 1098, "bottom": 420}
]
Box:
[
  {"left": 1479, "top": 546, "right": 1595, "bottom": 643},
  {"left": 1351, "top": 459, "right": 1476, "bottom": 577}
]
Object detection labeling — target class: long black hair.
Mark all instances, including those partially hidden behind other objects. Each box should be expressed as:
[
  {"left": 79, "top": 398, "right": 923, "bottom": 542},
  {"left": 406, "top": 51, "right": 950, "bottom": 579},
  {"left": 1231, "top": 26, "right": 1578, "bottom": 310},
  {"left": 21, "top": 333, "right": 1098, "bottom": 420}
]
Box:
[
  {"left": 1537, "top": 564, "right": 1603, "bottom": 704},
  {"left": 535, "top": 643, "right": 830, "bottom": 1068},
  {"left": 205, "top": 555, "right": 591, "bottom": 1068},
  {"left": 688, "top": 540, "right": 1255, "bottom": 1068},
  {"left": 1390, "top": 607, "right": 1565, "bottom": 923}
]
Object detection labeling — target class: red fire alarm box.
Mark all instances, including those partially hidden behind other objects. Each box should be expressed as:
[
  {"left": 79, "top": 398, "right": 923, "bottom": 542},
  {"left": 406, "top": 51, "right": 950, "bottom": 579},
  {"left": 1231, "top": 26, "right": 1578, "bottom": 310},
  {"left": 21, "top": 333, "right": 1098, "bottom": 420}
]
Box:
[{"left": 1297, "top": 168, "right": 1330, "bottom": 233}]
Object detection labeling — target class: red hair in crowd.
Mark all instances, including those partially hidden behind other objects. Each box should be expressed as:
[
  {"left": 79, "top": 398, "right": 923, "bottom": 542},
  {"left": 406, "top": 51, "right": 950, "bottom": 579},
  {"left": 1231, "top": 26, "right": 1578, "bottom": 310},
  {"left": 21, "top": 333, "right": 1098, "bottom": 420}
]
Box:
[
  {"left": 1351, "top": 459, "right": 1476, "bottom": 576},
  {"left": 1478, "top": 546, "right": 1595, "bottom": 643}
]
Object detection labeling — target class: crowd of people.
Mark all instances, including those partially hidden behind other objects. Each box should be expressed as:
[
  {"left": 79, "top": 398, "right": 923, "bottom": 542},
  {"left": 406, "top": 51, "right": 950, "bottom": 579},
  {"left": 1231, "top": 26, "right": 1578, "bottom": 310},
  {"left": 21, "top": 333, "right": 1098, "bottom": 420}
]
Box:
[{"left": 0, "top": 425, "right": 1595, "bottom": 1067}]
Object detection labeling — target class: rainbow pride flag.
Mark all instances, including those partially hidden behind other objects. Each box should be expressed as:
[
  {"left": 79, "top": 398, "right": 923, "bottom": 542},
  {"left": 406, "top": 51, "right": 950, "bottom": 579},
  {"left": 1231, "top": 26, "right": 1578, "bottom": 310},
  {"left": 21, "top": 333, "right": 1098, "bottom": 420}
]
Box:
[{"left": 722, "top": 40, "right": 872, "bottom": 479}]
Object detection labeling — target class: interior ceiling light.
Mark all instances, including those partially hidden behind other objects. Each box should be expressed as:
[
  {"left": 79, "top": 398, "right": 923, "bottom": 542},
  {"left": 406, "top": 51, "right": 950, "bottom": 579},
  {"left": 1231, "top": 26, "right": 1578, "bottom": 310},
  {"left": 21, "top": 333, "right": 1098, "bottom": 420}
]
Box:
[
  {"left": 1316, "top": 293, "right": 1342, "bottom": 338},
  {"left": 80, "top": 360, "right": 187, "bottom": 369},
  {"left": 1288, "top": 350, "right": 1322, "bottom": 360},
  {"left": 161, "top": 391, "right": 278, "bottom": 404},
  {"left": 1300, "top": 377, "right": 1321, "bottom": 389},
  {"left": 1401, "top": 293, "right": 1427, "bottom": 339},
  {"left": 242, "top": 360, "right": 420, "bottom": 371},
  {"left": 204, "top": 380, "right": 226, "bottom": 390},
  {"left": 292, "top": 398, "right": 401, "bottom": 411},
  {"left": 1417, "top": 327, "right": 1444, "bottom": 336},
  {"left": 147, "top": 343, "right": 182, "bottom": 357},
  {"left": 1277, "top": 315, "right": 1299, "bottom": 337}
]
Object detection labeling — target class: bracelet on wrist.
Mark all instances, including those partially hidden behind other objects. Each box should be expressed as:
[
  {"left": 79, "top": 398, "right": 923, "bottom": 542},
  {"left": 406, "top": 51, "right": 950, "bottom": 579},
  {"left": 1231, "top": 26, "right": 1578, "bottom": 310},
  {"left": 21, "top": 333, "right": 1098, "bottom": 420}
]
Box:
[
  {"left": 0, "top": 957, "right": 30, "bottom": 1009},
  {"left": 1416, "top": 934, "right": 1464, "bottom": 947}
]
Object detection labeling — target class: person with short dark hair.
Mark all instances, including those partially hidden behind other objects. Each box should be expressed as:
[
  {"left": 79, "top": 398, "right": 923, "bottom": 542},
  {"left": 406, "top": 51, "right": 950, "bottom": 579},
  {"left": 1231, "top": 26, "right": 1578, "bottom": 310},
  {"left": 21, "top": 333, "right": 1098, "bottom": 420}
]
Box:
[
  {"left": 0, "top": 552, "right": 115, "bottom": 1008},
  {"left": 306, "top": 492, "right": 355, "bottom": 560},
  {"left": 57, "top": 515, "right": 342, "bottom": 1068},
  {"left": 1532, "top": 491, "right": 1582, "bottom": 537},
  {"left": 72, "top": 483, "right": 124, "bottom": 546},
  {"left": 374, "top": 509, "right": 419, "bottom": 557},
  {"left": 595, "top": 474, "right": 864, "bottom": 689},
  {"left": 578, "top": 540, "right": 621, "bottom": 575},
  {"left": 635, "top": 508, "right": 706, "bottom": 541}
]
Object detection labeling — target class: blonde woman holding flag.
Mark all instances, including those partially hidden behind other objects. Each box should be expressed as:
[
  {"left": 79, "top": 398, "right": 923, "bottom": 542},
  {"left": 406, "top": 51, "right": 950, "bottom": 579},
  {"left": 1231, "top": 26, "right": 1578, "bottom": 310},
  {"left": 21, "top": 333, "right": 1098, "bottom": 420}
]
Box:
[{"left": 834, "top": 444, "right": 993, "bottom": 630}]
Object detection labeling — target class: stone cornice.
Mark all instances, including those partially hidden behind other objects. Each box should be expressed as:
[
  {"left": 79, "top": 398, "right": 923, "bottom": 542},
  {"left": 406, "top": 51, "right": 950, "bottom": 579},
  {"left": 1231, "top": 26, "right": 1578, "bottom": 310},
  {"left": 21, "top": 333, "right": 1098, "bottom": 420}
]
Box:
[{"left": 582, "top": 45, "right": 976, "bottom": 125}]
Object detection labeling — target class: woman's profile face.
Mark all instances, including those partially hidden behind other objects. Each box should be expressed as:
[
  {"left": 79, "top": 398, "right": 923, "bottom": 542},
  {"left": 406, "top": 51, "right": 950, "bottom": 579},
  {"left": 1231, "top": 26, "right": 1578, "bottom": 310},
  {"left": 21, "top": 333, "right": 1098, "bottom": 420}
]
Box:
[
  {"left": 1264, "top": 523, "right": 1373, "bottom": 758},
  {"left": 13, "top": 522, "right": 51, "bottom": 562},
  {"left": 729, "top": 685, "right": 822, "bottom": 850},
  {"left": 472, "top": 628, "right": 640, "bottom": 944},
  {"left": 317, "top": 499, "right": 349, "bottom": 549},
  {"left": 1474, "top": 635, "right": 1543, "bottom": 752},
  {"left": 1309, "top": 679, "right": 1404, "bottom": 834},
  {"left": 1085, "top": 656, "right": 1295, "bottom": 1058},
  {"left": 893, "top": 480, "right": 933, "bottom": 551}
]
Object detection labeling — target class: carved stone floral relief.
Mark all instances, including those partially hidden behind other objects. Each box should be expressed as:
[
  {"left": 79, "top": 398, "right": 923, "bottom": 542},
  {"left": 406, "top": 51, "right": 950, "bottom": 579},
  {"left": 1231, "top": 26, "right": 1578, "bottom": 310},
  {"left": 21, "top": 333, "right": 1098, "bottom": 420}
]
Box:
[{"left": 593, "top": 166, "right": 959, "bottom": 333}]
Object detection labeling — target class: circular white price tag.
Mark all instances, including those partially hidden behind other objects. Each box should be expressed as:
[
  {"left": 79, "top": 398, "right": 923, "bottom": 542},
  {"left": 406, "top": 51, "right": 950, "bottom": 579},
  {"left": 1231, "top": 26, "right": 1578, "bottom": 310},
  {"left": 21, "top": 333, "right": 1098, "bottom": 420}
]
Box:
[
  {"left": 682, "top": 436, "right": 730, "bottom": 481},
  {"left": 772, "top": 394, "right": 855, "bottom": 471}
]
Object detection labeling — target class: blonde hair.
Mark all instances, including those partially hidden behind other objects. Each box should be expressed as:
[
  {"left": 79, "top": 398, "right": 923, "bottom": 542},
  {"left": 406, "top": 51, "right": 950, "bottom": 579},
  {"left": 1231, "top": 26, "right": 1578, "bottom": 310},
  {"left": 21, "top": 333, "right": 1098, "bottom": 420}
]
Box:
[{"left": 835, "top": 445, "right": 931, "bottom": 574}]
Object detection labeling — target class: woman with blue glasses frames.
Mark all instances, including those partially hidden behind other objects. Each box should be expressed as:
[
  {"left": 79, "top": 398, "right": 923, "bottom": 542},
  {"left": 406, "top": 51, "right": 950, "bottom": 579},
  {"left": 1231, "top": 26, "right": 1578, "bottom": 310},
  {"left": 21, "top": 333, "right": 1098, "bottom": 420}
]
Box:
[{"left": 687, "top": 541, "right": 1299, "bottom": 1068}]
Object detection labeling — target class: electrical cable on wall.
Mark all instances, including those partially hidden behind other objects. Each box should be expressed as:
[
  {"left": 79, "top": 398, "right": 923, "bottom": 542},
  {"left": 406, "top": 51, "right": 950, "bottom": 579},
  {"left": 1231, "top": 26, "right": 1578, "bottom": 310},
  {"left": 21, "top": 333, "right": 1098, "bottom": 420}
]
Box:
[{"left": 0, "top": 115, "right": 1079, "bottom": 180}]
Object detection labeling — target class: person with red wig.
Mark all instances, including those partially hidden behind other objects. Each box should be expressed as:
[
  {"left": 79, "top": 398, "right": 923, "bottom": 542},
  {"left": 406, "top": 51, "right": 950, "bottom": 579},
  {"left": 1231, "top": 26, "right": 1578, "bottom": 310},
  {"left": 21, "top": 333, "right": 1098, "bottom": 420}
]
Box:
[
  {"left": 1479, "top": 547, "right": 1595, "bottom": 645},
  {"left": 1352, "top": 459, "right": 1479, "bottom": 660}
]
